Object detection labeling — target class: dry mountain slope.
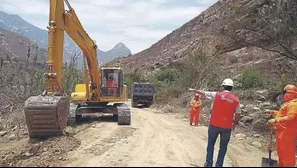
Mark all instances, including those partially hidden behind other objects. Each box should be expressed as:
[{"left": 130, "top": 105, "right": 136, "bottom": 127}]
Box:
[
  {"left": 0, "top": 27, "right": 46, "bottom": 67},
  {"left": 116, "top": 0, "right": 294, "bottom": 80}
]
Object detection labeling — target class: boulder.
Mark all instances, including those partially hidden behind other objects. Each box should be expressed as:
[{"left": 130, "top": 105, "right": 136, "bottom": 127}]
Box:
[{"left": 240, "top": 116, "right": 254, "bottom": 124}]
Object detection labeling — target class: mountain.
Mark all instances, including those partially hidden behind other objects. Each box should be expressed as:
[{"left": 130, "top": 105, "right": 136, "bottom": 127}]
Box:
[
  {"left": 114, "top": 0, "right": 295, "bottom": 81},
  {"left": 0, "top": 10, "right": 132, "bottom": 67},
  {"left": 97, "top": 42, "right": 132, "bottom": 64}
]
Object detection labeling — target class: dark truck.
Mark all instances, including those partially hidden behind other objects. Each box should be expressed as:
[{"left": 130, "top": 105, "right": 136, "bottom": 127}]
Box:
[{"left": 131, "top": 82, "right": 154, "bottom": 108}]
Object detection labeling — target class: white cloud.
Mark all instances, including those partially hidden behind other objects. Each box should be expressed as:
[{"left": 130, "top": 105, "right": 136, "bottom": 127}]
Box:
[{"left": 0, "top": 0, "right": 216, "bottom": 53}]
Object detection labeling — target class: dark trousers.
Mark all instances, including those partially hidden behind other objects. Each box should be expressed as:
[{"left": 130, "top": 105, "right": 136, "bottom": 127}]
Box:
[{"left": 205, "top": 124, "right": 232, "bottom": 167}]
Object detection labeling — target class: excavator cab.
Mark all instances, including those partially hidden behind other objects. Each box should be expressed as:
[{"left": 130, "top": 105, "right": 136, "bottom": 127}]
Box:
[{"left": 101, "top": 67, "right": 124, "bottom": 97}]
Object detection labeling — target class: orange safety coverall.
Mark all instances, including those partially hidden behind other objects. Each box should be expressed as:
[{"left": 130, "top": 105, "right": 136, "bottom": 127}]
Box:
[
  {"left": 270, "top": 98, "right": 297, "bottom": 167},
  {"left": 107, "top": 80, "right": 117, "bottom": 96},
  {"left": 189, "top": 98, "right": 201, "bottom": 126}
]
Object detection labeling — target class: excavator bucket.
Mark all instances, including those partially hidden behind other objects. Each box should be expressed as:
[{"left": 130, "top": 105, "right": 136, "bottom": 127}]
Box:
[{"left": 24, "top": 95, "right": 69, "bottom": 138}]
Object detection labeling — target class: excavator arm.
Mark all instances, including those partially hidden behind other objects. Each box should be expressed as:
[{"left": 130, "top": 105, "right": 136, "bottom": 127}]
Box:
[
  {"left": 24, "top": 0, "right": 101, "bottom": 138},
  {"left": 45, "top": 0, "right": 100, "bottom": 100}
]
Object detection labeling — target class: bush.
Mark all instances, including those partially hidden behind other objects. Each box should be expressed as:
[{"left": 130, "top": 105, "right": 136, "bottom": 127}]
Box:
[
  {"left": 150, "top": 69, "right": 178, "bottom": 85},
  {"left": 238, "top": 68, "right": 265, "bottom": 89},
  {"left": 62, "top": 54, "right": 84, "bottom": 95},
  {"left": 150, "top": 51, "right": 223, "bottom": 105}
]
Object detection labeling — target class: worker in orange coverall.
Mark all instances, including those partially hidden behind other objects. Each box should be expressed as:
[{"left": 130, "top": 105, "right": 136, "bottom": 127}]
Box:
[
  {"left": 265, "top": 84, "right": 297, "bottom": 167},
  {"left": 190, "top": 93, "right": 202, "bottom": 126}
]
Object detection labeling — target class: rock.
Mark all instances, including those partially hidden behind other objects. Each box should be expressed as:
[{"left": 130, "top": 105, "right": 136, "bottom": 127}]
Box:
[
  {"left": 253, "top": 134, "right": 262, "bottom": 138},
  {"left": 252, "top": 141, "right": 262, "bottom": 148},
  {"left": 41, "top": 152, "right": 49, "bottom": 157},
  {"left": 259, "top": 102, "right": 272, "bottom": 108},
  {"left": 43, "top": 147, "right": 48, "bottom": 152},
  {"left": 240, "top": 116, "right": 253, "bottom": 124},
  {"left": 240, "top": 104, "right": 245, "bottom": 108},
  {"left": 24, "top": 152, "right": 33, "bottom": 157},
  {"left": 29, "top": 144, "right": 40, "bottom": 155},
  {"left": 252, "top": 119, "right": 269, "bottom": 132},
  {"left": 59, "top": 157, "right": 63, "bottom": 160},
  {"left": 256, "top": 94, "right": 266, "bottom": 101},
  {"left": 246, "top": 104, "right": 254, "bottom": 108},
  {"left": 256, "top": 89, "right": 268, "bottom": 97},
  {"left": 235, "top": 133, "right": 246, "bottom": 140},
  {"left": 253, "top": 107, "right": 261, "bottom": 111},
  {"left": 12, "top": 126, "right": 17, "bottom": 131},
  {"left": 92, "top": 124, "right": 96, "bottom": 128},
  {"left": 0, "top": 131, "right": 7, "bottom": 136},
  {"left": 8, "top": 134, "right": 16, "bottom": 140},
  {"left": 241, "top": 109, "right": 248, "bottom": 114}
]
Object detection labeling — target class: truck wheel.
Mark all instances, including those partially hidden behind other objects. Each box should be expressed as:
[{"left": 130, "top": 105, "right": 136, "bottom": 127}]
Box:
[
  {"left": 75, "top": 115, "right": 82, "bottom": 123},
  {"left": 131, "top": 101, "right": 137, "bottom": 108},
  {"left": 113, "top": 114, "right": 118, "bottom": 121}
]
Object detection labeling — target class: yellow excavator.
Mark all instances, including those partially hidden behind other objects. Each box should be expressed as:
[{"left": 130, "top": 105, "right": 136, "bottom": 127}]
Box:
[{"left": 24, "top": 0, "right": 131, "bottom": 138}]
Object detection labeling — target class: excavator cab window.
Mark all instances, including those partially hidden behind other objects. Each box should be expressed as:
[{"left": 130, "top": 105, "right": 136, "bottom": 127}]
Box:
[{"left": 101, "top": 68, "right": 123, "bottom": 97}]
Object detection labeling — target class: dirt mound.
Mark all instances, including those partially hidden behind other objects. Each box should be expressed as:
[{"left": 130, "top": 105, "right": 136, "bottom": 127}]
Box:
[{"left": 0, "top": 135, "right": 80, "bottom": 167}]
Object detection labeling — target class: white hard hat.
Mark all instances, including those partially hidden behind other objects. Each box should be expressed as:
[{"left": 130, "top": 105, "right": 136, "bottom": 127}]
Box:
[
  {"left": 195, "top": 93, "right": 199, "bottom": 96},
  {"left": 221, "top": 78, "right": 234, "bottom": 86}
]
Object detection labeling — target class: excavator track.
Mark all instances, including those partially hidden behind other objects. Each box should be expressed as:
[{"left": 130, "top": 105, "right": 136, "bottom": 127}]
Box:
[
  {"left": 24, "top": 95, "right": 69, "bottom": 138},
  {"left": 115, "top": 103, "right": 131, "bottom": 125},
  {"left": 67, "top": 103, "right": 131, "bottom": 126}
]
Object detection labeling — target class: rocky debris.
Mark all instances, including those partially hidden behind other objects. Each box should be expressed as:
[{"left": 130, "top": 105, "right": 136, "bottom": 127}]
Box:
[
  {"left": 0, "top": 135, "right": 81, "bottom": 167},
  {"left": 255, "top": 90, "right": 269, "bottom": 99},
  {"left": 240, "top": 116, "right": 254, "bottom": 124},
  {"left": 256, "top": 94, "right": 266, "bottom": 102},
  {"left": 235, "top": 133, "right": 246, "bottom": 140}
]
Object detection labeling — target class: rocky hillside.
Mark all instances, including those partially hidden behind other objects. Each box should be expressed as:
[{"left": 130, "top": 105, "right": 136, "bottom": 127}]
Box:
[
  {"left": 0, "top": 10, "right": 132, "bottom": 67},
  {"left": 0, "top": 27, "right": 47, "bottom": 115},
  {"left": 0, "top": 27, "right": 46, "bottom": 66},
  {"left": 116, "top": 0, "right": 295, "bottom": 81}
]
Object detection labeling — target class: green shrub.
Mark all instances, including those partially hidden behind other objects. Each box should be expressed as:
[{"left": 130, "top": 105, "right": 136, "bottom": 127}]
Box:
[
  {"left": 150, "top": 69, "right": 178, "bottom": 85},
  {"left": 150, "top": 51, "right": 223, "bottom": 105},
  {"left": 238, "top": 68, "right": 265, "bottom": 89}
]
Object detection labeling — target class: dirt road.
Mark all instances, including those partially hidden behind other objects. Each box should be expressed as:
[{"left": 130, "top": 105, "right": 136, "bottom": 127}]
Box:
[{"left": 62, "top": 102, "right": 268, "bottom": 167}]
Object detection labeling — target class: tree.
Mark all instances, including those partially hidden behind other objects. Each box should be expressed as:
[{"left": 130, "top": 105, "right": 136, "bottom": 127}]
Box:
[{"left": 226, "top": 0, "right": 297, "bottom": 60}]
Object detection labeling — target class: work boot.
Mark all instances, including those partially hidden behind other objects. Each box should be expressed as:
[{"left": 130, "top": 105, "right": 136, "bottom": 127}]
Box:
[{"left": 190, "top": 123, "right": 192, "bottom": 126}]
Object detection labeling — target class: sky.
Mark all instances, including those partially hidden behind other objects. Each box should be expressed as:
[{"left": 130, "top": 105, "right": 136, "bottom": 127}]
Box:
[{"left": 0, "top": 0, "right": 218, "bottom": 54}]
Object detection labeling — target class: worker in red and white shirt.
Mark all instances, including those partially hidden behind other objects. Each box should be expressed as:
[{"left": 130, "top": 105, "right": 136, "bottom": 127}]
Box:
[{"left": 188, "top": 78, "right": 241, "bottom": 167}]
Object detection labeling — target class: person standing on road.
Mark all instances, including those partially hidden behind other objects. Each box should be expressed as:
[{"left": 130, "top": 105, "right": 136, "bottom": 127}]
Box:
[
  {"left": 265, "top": 84, "right": 297, "bottom": 167},
  {"left": 188, "top": 78, "right": 241, "bottom": 167},
  {"left": 189, "top": 93, "right": 202, "bottom": 126}
]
